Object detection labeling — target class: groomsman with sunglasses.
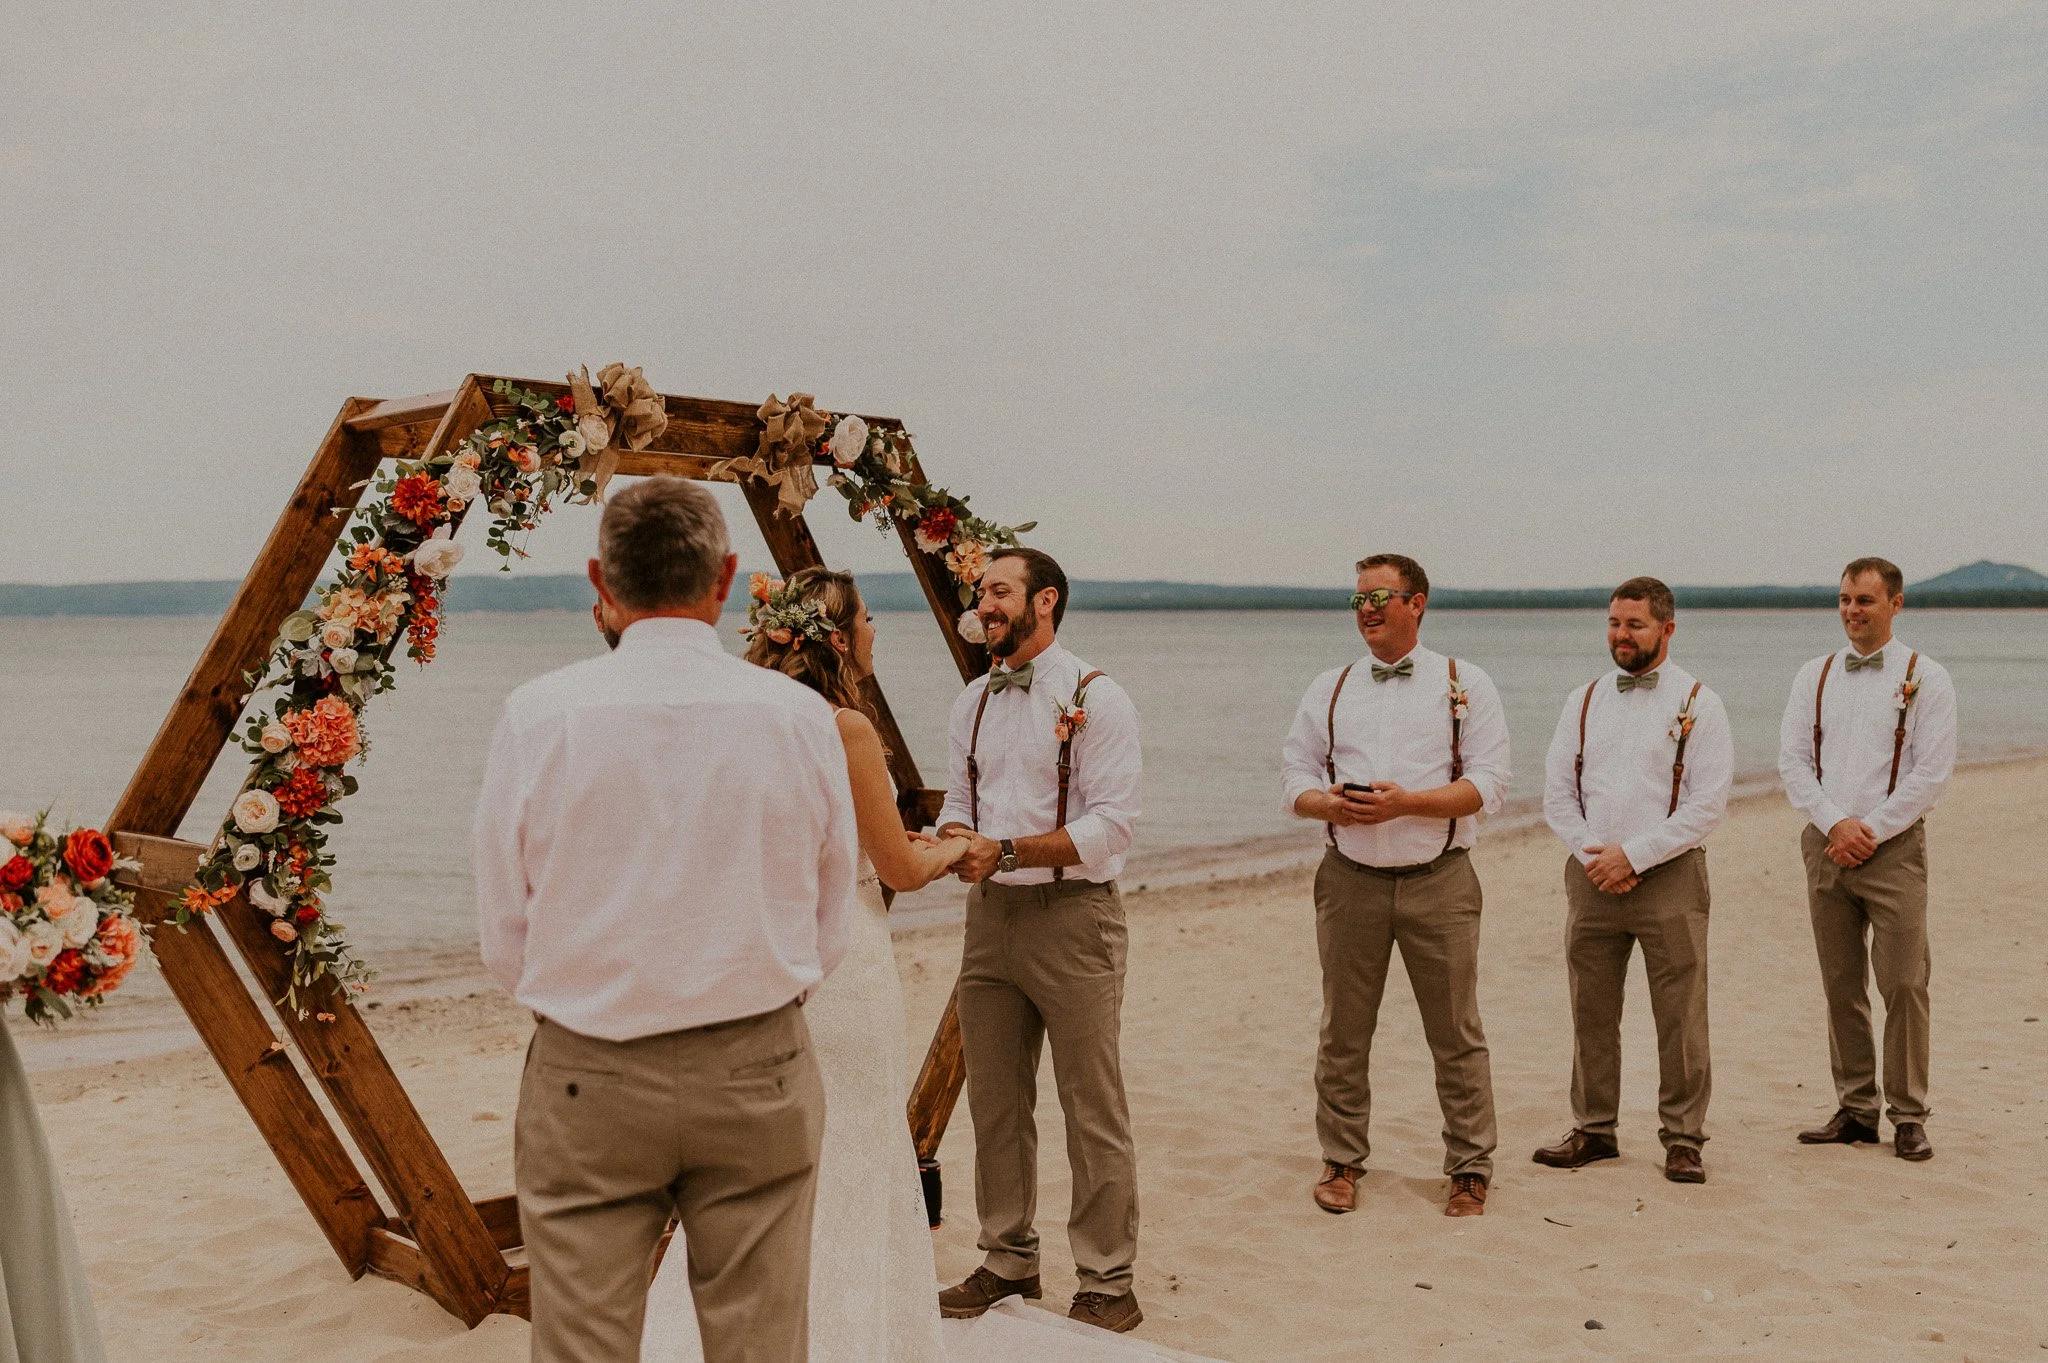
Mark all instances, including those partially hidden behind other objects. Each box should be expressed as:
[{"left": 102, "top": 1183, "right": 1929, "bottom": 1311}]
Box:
[
  {"left": 1533, "top": 577, "right": 1733, "bottom": 1184},
  {"left": 1778, "top": 557, "right": 1956, "bottom": 1162},
  {"left": 1281, "top": 554, "right": 1510, "bottom": 1219}
]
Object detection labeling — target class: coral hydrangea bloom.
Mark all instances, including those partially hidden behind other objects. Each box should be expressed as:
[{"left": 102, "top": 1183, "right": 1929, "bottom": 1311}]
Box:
[{"left": 284, "top": 696, "right": 361, "bottom": 768}]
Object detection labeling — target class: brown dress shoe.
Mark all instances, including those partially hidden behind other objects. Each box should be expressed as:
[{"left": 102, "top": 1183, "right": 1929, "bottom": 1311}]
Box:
[
  {"left": 1894, "top": 1122, "right": 1933, "bottom": 1161},
  {"left": 1664, "top": 1144, "right": 1706, "bottom": 1183},
  {"left": 1532, "top": 1129, "right": 1620, "bottom": 1169},
  {"left": 939, "top": 1266, "right": 1042, "bottom": 1319},
  {"left": 1069, "top": 1290, "right": 1144, "bottom": 1333},
  {"left": 1314, "top": 1161, "right": 1361, "bottom": 1214},
  {"left": 1444, "top": 1172, "right": 1487, "bottom": 1217},
  {"left": 1797, "top": 1109, "right": 1880, "bottom": 1145}
]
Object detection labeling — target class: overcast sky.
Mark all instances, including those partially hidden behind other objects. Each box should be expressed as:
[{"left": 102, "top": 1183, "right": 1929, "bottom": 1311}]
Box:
[{"left": 6, "top": 1, "right": 2043, "bottom": 589}]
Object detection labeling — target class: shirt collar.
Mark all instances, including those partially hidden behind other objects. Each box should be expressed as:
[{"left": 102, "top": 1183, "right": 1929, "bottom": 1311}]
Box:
[
  {"left": 994, "top": 640, "right": 1071, "bottom": 677},
  {"left": 616, "top": 616, "right": 723, "bottom": 655}
]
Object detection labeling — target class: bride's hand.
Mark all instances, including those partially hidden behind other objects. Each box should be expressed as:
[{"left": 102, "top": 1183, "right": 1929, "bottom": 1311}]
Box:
[
  {"left": 934, "top": 835, "right": 971, "bottom": 867},
  {"left": 905, "top": 829, "right": 942, "bottom": 848}
]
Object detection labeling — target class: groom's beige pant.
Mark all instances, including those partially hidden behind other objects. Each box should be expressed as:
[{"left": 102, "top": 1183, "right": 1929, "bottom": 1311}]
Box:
[
  {"left": 958, "top": 878, "right": 1139, "bottom": 1296},
  {"left": 516, "top": 1003, "right": 824, "bottom": 1363}
]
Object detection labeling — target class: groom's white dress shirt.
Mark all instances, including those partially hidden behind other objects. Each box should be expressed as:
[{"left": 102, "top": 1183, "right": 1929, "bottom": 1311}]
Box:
[
  {"left": 937, "top": 641, "right": 1142, "bottom": 886},
  {"left": 473, "top": 617, "right": 859, "bottom": 1041},
  {"left": 1777, "top": 639, "right": 1957, "bottom": 844},
  {"left": 1542, "top": 661, "right": 1734, "bottom": 875},
  {"left": 1280, "top": 644, "right": 1512, "bottom": 868}
]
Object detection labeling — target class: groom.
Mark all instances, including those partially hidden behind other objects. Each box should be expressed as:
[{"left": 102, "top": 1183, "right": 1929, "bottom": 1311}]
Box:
[
  {"left": 935, "top": 547, "right": 1146, "bottom": 1334},
  {"left": 474, "top": 477, "right": 861, "bottom": 1363}
]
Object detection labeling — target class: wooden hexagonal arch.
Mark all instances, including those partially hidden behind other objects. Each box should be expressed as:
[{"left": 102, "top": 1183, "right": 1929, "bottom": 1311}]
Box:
[{"left": 106, "top": 376, "right": 980, "bottom": 1326}]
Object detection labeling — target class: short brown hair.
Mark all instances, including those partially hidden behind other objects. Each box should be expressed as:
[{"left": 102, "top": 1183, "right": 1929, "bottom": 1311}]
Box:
[
  {"left": 988, "top": 546, "right": 1069, "bottom": 629},
  {"left": 1355, "top": 553, "right": 1429, "bottom": 599},
  {"left": 1842, "top": 556, "right": 1904, "bottom": 598},
  {"left": 598, "top": 477, "right": 730, "bottom": 609},
  {"left": 1610, "top": 575, "right": 1675, "bottom": 623}
]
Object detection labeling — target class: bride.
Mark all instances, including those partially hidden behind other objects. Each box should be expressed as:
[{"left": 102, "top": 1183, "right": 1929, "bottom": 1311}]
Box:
[{"left": 641, "top": 567, "right": 963, "bottom": 1362}]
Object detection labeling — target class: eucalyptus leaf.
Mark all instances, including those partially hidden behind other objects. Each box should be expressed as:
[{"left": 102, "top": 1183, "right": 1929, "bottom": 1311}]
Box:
[{"left": 279, "top": 610, "right": 320, "bottom": 643}]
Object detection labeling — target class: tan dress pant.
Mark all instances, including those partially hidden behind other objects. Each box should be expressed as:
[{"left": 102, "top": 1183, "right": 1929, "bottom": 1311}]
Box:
[
  {"left": 1801, "top": 819, "right": 1932, "bottom": 1126},
  {"left": 516, "top": 1002, "right": 825, "bottom": 1363},
  {"left": 1562, "top": 848, "right": 1712, "bottom": 1150},
  {"left": 957, "top": 878, "right": 1139, "bottom": 1296},
  {"left": 1313, "top": 847, "right": 1498, "bottom": 1180}
]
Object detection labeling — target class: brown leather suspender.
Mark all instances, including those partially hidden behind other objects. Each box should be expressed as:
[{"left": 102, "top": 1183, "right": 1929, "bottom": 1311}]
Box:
[
  {"left": 1574, "top": 676, "right": 1704, "bottom": 819},
  {"left": 966, "top": 666, "right": 1106, "bottom": 883},
  {"left": 1888, "top": 652, "right": 1920, "bottom": 795},
  {"left": 1322, "top": 663, "right": 1357, "bottom": 846},
  {"left": 1812, "top": 649, "right": 1919, "bottom": 794},
  {"left": 1442, "top": 658, "right": 1464, "bottom": 854},
  {"left": 1051, "top": 670, "right": 1106, "bottom": 883}
]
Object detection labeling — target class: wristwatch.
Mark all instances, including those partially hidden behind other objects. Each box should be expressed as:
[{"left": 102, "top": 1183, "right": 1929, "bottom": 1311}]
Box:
[{"left": 996, "top": 839, "right": 1020, "bottom": 874}]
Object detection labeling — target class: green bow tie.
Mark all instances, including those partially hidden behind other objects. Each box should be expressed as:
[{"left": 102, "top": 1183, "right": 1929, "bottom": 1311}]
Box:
[
  {"left": 1370, "top": 658, "right": 1414, "bottom": 683},
  {"left": 987, "top": 662, "right": 1034, "bottom": 695},
  {"left": 1844, "top": 650, "right": 1884, "bottom": 672},
  {"left": 1616, "top": 670, "right": 1659, "bottom": 693}
]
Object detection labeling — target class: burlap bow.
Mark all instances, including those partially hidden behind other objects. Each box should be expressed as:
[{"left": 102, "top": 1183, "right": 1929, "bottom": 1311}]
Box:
[
  {"left": 565, "top": 363, "right": 669, "bottom": 500},
  {"left": 713, "top": 392, "right": 830, "bottom": 516}
]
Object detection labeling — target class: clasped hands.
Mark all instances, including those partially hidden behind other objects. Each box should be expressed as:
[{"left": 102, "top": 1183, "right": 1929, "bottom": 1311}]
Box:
[
  {"left": 1825, "top": 818, "right": 1878, "bottom": 868},
  {"left": 1306, "top": 782, "right": 1419, "bottom": 827},
  {"left": 1580, "top": 844, "right": 1640, "bottom": 894}
]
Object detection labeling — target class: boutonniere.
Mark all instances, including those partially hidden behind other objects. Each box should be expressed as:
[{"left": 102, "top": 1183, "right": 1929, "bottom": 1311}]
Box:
[
  {"left": 1054, "top": 679, "right": 1093, "bottom": 743},
  {"left": 1447, "top": 679, "right": 1470, "bottom": 721},
  {"left": 1667, "top": 692, "right": 1699, "bottom": 744},
  {"left": 1895, "top": 676, "right": 1921, "bottom": 713}
]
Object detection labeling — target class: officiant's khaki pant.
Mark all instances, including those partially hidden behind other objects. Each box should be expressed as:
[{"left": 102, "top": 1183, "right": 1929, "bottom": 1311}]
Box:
[
  {"left": 1802, "top": 819, "right": 1932, "bottom": 1127},
  {"left": 1314, "top": 847, "right": 1498, "bottom": 1179},
  {"left": 959, "top": 878, "right": 1139, "bottom": 1296},
  {"left": 1563, "top": 848, "right": 1712, "bottom": 1150},
  {"left": 516, "top": 1003, "right": 824, "bottom": 1363}
]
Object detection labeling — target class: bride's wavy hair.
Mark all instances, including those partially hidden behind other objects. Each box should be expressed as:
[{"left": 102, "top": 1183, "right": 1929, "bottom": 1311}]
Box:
[{"left": 743, "top": 567, "right": 872, "bottom": 718}]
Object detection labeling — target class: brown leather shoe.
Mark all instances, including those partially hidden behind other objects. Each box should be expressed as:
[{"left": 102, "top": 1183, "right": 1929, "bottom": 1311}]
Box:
[
  {"left": 1894, "top": 1122, "right": 1933, "bottom": 1161},
  {"left": 1532, "top": 1129, "right": 1620, "bottom": 1169},
  {"left": 1313, "top": 1161, "right": 1361, "bottom": 1214},
  {"left": 1664, "top": 1144, "right": 1706, "bottom": 1183},
  {"left": 1797, "top": 1109, "right": 1880, "bottom": 1145},
  {"left": 1445, "top": 1172, "right": 1487, "bottom": 1217},
  {"left": 939, "top": 1266, "right": 1042, "bottom": 1319},
  {"left": 1069, "top": 1290, "right": 1144, "bottom": 1333}
]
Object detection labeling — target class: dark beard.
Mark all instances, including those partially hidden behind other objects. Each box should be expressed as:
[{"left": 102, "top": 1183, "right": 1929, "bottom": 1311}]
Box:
[
  {"left": 987, "top": 600, "right": 1040, "bottom": 658},
  {"left": 1610, "top": 640, "right": 1656, "bottom": 672}
]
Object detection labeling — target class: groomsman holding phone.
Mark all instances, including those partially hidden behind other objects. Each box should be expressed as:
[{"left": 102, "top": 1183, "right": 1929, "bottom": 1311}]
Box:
[
  {"left": 1534, "top": 578, "right": 1733, "bottom": 1183},
  {"left": 1282, "top": 554, "right": 1510, "bottom": 1219},
  {"left": 1778, "top": 557, "right": 1956, "bottom": 1162}
]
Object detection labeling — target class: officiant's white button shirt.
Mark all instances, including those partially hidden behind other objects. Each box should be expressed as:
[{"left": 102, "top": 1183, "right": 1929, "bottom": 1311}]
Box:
[
  {"left": 1777, "top": 640, "right": 1957, "bottom": 844},
  {"left": 1281, "top": 644, "right": 1512, "bottom": 868},
  {"left": 1542, "top": 661, "right": 1734, "bottom": 875},
  {"left": 473, "top": 616, "right": 858, "bottom": 1041},
  {"left": 937, "top": 642, "right": 1142, "bottom": 886}
]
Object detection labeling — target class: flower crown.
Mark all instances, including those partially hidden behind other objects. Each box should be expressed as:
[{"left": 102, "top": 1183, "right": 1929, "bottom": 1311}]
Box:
[{"left": 740, "top": 572, "right": 837, "bottom": 647}]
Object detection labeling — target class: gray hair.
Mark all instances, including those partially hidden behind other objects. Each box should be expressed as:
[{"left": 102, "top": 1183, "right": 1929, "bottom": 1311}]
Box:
[{"left": 597, "top": 477, "right": 730, "bottom": 610}]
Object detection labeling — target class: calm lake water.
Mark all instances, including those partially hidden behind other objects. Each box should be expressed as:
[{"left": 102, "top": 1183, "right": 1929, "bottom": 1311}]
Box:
[{"left": 4, "top": 608, "right": 2044, "bottom": 962}]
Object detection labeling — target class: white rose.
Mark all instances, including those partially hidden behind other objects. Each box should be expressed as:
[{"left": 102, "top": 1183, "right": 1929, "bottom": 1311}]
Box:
[
  {"left": 410, "top": 526, "right": 465, "bottom": 579},
  {"left": 25, "top": 919, "right": 63, "bottom": 968},
  {"left": 828, "top": 415, "right": 869, "bottom": 468},
  {"left": 557, "top": 428, "right": 588, "bottom": 460},
  {"left": 576, "top": 413, "right": 611, "bottom": 451},
  {"left": 0, "top": 920, "right": 28, "bottom": 982},
  {"left": 247, "top": 879, "right": 288, "bottom": 917},
  {"left": 259, "top": 721, "right": 292, "bottom": 754},
  {"left": 319, "top": 620, "right": 355, "bottom": 650},
  {"left": 232, "top": 788, "right": 281, "bottom": 835},
  {"left": 0, "top": 812, "right": 33, "bottom": 846},
  {"left": 443, "top": 465, "right": 483, "bottom": 503},
  {"left": 329, "top": 647, "right": 360, "bottom": 673},
  {"left": 59, "top": 899, "right": 99, "bottom": 948},
  {"left": 232, "top": 843, "right": 264, "bottom": 873},
  {"left": 957, "top": 610, "right": 987, "bottom": 645}
]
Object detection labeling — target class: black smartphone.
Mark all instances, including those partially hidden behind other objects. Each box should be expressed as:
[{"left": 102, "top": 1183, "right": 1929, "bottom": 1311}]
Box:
[{"left": 1341, "top": 782, "right": 1378, "bottom": 796}]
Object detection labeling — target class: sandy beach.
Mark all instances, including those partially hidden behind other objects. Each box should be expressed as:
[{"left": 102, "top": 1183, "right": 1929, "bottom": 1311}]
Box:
[{"left": 17, "top": 758, "right": 2048, "bottom": 1361}]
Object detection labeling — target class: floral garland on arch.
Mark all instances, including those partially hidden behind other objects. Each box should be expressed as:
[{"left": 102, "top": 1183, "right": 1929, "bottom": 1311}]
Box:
[
  {"left": 712, "top": 393, "right": 1036, "bottom": 644},
  {"left": 169, "top": 365, "right": 669, "bottom": 1018},
  {"left": 0, "top": 813, "right": 149, "bottom": 1026}
]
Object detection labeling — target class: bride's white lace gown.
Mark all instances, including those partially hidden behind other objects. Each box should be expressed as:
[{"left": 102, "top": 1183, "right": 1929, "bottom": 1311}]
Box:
[{"left": 641, "top": 856, "right": 946, "bottom": 1362}]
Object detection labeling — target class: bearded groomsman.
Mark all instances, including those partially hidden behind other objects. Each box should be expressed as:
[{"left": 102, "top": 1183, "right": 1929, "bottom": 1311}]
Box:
[
  {"left": 1282, "top": 554, "right": 1510, "bottom": 1218},
  {"left": 934, "top": 547, "right": 1146, "bottom": 1335},
  {"left": 1778, "top": 557, "right": 1956, "bottom": 1162},
  {"left": 1533, "top": 578, "right": 1733, "bottom": 1184}
]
